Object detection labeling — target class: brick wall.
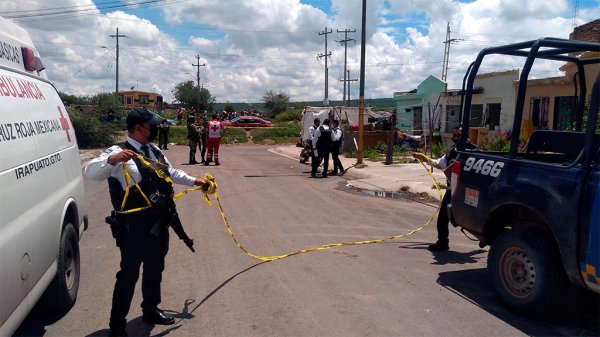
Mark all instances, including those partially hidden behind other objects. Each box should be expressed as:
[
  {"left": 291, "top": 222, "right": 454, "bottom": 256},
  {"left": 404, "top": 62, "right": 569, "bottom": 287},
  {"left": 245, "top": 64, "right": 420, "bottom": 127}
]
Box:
[{"left": 569, "top": 19, "right": 600, "bottom": 42}]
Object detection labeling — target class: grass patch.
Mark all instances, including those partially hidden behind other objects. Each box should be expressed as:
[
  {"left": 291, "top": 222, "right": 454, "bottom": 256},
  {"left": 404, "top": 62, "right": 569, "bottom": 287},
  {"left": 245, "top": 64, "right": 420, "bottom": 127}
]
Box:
[
  {"left": 251, "top": 123, "right": 301, "bottom": 144},
  {"left": 223, "top": 127, "right": 248, "bottom": 144}
]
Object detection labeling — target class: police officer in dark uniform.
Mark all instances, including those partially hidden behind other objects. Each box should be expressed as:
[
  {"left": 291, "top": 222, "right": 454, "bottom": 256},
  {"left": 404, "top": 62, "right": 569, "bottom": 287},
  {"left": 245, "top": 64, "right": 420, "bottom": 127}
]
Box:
[
  {"left": 187, "top": 116, "right": 201, "bottom": 164},
  {"left": 84, "top": 108, "right": 208, "bottom": 337},
  {"left": 413, "top": 126, "right": 476, "bottom": 251},
  {"left": 330, "top": 119, "right": 345, "bottom": 176},
  {"left": 157, "top": 119, "right": 170, "bottom": 150},
  {"left": 311, "top": 119, "right": 332, "bottom": 178}
]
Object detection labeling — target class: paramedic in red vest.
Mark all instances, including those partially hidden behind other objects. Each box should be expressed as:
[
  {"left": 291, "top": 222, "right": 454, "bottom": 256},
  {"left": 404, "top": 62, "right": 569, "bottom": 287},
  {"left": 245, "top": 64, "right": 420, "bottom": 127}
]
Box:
[{"left": 205, "top": 113, "right": 226, "bottom": 165}]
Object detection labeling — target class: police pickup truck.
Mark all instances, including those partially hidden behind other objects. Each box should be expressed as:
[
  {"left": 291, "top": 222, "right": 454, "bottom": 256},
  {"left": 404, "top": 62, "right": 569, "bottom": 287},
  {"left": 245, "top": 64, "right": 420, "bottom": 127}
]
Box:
[{"left": 448, "top": 38, "right": 600, "bottom": 316}]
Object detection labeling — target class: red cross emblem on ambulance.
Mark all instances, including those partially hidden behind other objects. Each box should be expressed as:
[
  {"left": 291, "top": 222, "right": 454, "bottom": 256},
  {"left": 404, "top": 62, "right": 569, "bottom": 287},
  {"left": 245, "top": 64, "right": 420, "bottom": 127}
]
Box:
[{"left": 57, "top": 106, "right": 71, "bottom": 142}]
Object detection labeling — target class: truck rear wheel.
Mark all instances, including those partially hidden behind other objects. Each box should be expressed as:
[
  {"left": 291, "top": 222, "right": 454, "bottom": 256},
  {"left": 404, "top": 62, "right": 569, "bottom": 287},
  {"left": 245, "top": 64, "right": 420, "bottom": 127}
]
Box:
[{"left": 488, "top": 229, "right": 568, "bottom": 316}]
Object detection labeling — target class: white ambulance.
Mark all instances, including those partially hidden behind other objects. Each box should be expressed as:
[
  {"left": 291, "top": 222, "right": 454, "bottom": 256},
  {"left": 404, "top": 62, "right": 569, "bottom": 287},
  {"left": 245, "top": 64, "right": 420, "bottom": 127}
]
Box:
[{"left": 0, "top": 17, "right": 87, "bottom": 335}]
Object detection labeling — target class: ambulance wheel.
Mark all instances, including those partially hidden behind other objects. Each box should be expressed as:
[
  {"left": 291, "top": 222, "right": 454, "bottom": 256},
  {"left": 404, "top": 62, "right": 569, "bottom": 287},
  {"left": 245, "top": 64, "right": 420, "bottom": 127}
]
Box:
[
  {"left": 488, "top": 229, "right": 567, "bottom": 316},
  {"left": 40, "top": 222, "right": 80, "bottom": 312}
]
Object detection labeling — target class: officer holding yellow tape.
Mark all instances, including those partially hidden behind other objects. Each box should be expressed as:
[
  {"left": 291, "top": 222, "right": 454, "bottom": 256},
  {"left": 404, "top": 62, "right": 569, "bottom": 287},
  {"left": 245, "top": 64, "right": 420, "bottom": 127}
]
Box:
[
  {"left": 412, "top": 126, "right": 475, "bottom": 251},
  {"left": 84, "top": 108, "right": 209, "bottom": 337}
]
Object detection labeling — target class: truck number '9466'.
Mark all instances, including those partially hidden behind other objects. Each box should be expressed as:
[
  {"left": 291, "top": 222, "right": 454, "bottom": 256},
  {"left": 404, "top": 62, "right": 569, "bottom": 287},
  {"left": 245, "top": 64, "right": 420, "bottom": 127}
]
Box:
[{"left": 463, "top": 158, "right": 504, "bottom": 177}]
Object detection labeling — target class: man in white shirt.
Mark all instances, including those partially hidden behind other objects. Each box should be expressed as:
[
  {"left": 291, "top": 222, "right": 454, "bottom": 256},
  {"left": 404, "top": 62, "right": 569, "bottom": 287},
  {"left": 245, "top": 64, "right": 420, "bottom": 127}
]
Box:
[
  {"left": 84, "top": 108, "right": 207, "bottom": 337},
  {"left": 330, "top": 119, "right": 345, "bottom": 176}
]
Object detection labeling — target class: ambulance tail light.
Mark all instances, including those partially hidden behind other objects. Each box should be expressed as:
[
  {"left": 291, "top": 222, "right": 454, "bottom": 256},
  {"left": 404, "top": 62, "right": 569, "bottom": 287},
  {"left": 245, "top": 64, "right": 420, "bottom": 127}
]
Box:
[
  {"left": 450, "top": 160, "right": 461, "bottom": 198},
  {"left": 21, "top": 47, "right": 37, "bottom": 71}
]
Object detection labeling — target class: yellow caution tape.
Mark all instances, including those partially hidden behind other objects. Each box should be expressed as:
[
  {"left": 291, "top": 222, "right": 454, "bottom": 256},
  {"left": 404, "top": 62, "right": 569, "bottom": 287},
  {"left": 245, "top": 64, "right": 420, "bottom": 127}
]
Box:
[
  {"left": 114, "top": 152, "right": 443, "bottom": 262},
  {"left": 211, "top": 158, "right": 443, "bottom": 262}
]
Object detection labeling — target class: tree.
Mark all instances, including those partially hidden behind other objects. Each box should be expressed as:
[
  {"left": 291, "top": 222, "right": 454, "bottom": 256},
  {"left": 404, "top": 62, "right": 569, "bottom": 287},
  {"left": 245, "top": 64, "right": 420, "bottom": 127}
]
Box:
[
  {"left": 89, "top": 92, "right": 119, "bottom": 110},
  {"left": 172, "top": 80, "right": 215, "bottom": 111},
  {"left": 224, "top": 101, "right": 235, "bottom": 113},
  {"left": 262, "top": 90, "right": 289, "bottom": 116},
  {"left": 58, "top": 91, "right": 89, "bottom": 105}
]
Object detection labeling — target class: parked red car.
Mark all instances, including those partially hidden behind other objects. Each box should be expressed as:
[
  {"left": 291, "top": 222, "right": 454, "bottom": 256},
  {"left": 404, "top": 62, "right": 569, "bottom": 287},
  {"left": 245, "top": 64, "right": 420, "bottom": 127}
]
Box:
[{"left": 223, "top": 116, "right": 273, "bottom": 127}]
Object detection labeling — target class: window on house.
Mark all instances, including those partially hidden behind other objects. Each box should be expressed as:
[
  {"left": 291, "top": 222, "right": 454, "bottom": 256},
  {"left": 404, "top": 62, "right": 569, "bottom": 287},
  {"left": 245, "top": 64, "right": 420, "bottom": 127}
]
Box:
[
  {"left": 469, "top": 104, "right": 483, "bottom": 128},
  {"left": 445, "top": 105, "right": 460, "bottom": 132},
  {"left": 487, "top": 103, "right": 501, "bottom": 130},
  {"left": 413, "top": 106, "right": 423, "bottom": 135},
  {"left": 529, "top": 97, "right": 549, "bottom": 129},
  {"left": 553, "top": 96, "right": 575, "bottom": 131},
  {"left": 139, "top": 95, "right": 149, "bottom": 104},
  {"left": 125, "top": 96, "right": 133, "bottom": 106}
]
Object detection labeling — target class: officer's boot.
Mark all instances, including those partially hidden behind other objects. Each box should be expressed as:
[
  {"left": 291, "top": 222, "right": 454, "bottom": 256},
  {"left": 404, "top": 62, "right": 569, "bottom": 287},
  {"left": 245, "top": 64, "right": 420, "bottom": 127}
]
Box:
[{"left": 428, "top": 239, "right": 449, "bottom": 251}]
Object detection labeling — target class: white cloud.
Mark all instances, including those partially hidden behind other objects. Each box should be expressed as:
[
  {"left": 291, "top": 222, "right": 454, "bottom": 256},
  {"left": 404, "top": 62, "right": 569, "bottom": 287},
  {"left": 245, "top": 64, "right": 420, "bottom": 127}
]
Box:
[{"left": 0, "top": 0, "right": 598, "bottom": 104}]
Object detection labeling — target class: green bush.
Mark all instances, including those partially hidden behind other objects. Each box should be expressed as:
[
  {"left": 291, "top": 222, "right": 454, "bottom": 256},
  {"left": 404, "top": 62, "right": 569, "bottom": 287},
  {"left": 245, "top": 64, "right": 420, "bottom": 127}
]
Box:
[
  {"left": 69, "top": 109, "right": 120, "bottom": 148},
  {"left": 252, "top": 123, "right": 301, "bottom": 144},
  {"left": 274, "top": 108, "right": 302, "bottom": 123},
  {"left": 344, "top": 141, "right": 414, "bottom": 163},
  {"left": 431, "top": 142, "right": 447, "bottom": 158}
]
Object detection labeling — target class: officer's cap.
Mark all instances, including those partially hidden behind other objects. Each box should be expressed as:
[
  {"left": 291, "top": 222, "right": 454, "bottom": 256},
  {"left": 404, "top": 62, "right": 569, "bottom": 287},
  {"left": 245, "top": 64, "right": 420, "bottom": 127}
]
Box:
[{"left": 126, "top": 108, "right": 162, "bottom": 129}]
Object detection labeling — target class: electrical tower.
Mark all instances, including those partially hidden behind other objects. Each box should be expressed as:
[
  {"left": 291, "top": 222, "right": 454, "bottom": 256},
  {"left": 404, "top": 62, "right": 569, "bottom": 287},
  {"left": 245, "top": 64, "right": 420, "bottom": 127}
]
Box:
[
  {"left": 572, "top": 0, "right": 580, "bottom": 28},
  {"left": 337, "top": 28, "right": 356, "bottom": 106},
  {"left": 318, "top": 27, "right": 333, "bottom": 106},
  {"left": 109, "top": 28, "right": 126, "bottom": 100},
  {"left": 442, "top": 22, "right": 462, "bottom": 83}
]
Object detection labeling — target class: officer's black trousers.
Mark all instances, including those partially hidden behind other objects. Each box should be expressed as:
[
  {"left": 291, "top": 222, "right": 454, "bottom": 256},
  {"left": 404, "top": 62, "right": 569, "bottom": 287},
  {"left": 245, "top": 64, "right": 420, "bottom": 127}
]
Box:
[
  {"left": 331, "top": 144, "right": 344, "bottom": 173},
  {"left": 437, "top": 189, "right": 452, "bottom": 242},
  {"left": 109, "top": 222, "right": 169, "bottom": 329}
]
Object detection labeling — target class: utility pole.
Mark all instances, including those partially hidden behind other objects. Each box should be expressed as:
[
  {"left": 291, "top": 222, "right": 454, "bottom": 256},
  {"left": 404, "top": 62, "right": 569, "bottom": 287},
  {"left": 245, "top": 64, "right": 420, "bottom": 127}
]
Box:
[
  {"left": 109, "top": 28, "right": 126, "bottom": 102},
  {"left": 318, "top": 27, "right": 333, "bottom": 106},
  {"left": 192, "top": 55, "right": 206, "bottom": 112},
  {"left": 345, "top": 69, "right": 357, "bottom": 105},
  {"left": 442, "top": 22, "right": 461, "bottom": 83},
  {"left": 357, "top": 0, "right": 366, "bottom": 165},
  {"left": 337, "top": 29, "right": 356, "bottom": 106}
]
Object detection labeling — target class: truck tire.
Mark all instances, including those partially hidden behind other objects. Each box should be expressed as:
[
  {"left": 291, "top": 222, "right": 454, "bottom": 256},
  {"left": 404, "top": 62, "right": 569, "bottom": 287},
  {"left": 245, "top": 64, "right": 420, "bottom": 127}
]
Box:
[
  {"left": 488, "top": 229, "right": 568, "bottom": 316},
  {"left": 40, "top": 222, "right": 80, "bottom": 312}
]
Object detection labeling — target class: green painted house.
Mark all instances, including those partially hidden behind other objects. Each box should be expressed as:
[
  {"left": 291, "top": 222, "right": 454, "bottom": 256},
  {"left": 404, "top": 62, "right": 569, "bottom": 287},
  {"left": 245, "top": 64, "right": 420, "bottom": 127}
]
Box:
[{"left": 393, "top": 75, "right": 446, "bottom": 134}]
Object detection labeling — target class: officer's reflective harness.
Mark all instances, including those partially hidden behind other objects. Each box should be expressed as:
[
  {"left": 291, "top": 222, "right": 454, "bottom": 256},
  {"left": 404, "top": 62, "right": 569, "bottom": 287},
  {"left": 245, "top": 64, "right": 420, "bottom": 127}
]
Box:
[
  {"left": 116, "top": 154, "right": 217, "bottom": 215},
  {"left": 119, "top": 154, "right": 442, "bottom": 262}
]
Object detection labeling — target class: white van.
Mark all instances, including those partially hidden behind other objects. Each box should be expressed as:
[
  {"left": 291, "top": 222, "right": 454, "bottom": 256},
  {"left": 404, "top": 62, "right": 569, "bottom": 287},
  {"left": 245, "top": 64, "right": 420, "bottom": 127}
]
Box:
[{"left": 0, "top": 17, "right": 87, "bottom": 335}]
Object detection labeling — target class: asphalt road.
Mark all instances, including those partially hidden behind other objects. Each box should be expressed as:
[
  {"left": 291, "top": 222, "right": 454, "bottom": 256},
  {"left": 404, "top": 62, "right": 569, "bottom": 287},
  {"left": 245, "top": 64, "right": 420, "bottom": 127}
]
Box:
[{"left": 15, "top": 144, "right": 599, "bottom": 337}]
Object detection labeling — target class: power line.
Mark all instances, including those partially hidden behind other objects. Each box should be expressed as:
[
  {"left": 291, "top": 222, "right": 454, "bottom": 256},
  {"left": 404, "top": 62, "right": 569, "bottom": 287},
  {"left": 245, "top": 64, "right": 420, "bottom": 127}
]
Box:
[{"left": 6, "top": 0, "right": 187, "bottom": 22}]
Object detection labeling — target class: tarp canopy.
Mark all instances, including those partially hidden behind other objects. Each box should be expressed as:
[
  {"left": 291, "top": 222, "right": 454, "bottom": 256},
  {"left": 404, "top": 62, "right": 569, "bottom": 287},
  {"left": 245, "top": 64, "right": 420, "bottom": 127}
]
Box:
[{"left": 300, "top": 106, "right": 393, "bottom": 141}]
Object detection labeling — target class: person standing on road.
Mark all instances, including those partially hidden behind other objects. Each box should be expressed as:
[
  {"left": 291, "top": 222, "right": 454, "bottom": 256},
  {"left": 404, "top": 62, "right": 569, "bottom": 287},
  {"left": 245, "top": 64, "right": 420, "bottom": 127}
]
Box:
[
  {"left": 197, "top": 118, "right": 207, "bottom": 164},
  {"left": 158, "top": 119, "right": 170, "bottom": 150},
  {"left": 330, "top": 119, "right": 345, "bottom": 176},
  {"left": 205, "top": 113, "right": 226, "bottom": 166},
  {"left": 187, "top": 116, "right": 201, "bottom": 164},
  {"left": 308, "top": 118, "right": 321, "bottom": 169},
  {"left": 83, "top": 108, "right": 208, "bottom": 337},
  {"left": 412, "top": 126, "right": 475, "bottom": 251},
  {"left": 311, "top": 119, "right": 332, "bottom": 178}
]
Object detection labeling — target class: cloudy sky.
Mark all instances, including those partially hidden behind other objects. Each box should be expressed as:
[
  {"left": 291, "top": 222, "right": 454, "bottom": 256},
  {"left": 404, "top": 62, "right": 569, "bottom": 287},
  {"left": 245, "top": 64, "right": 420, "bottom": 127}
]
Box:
[{"left": 1, "top": 0, "right": 599, "bottom": 104}]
